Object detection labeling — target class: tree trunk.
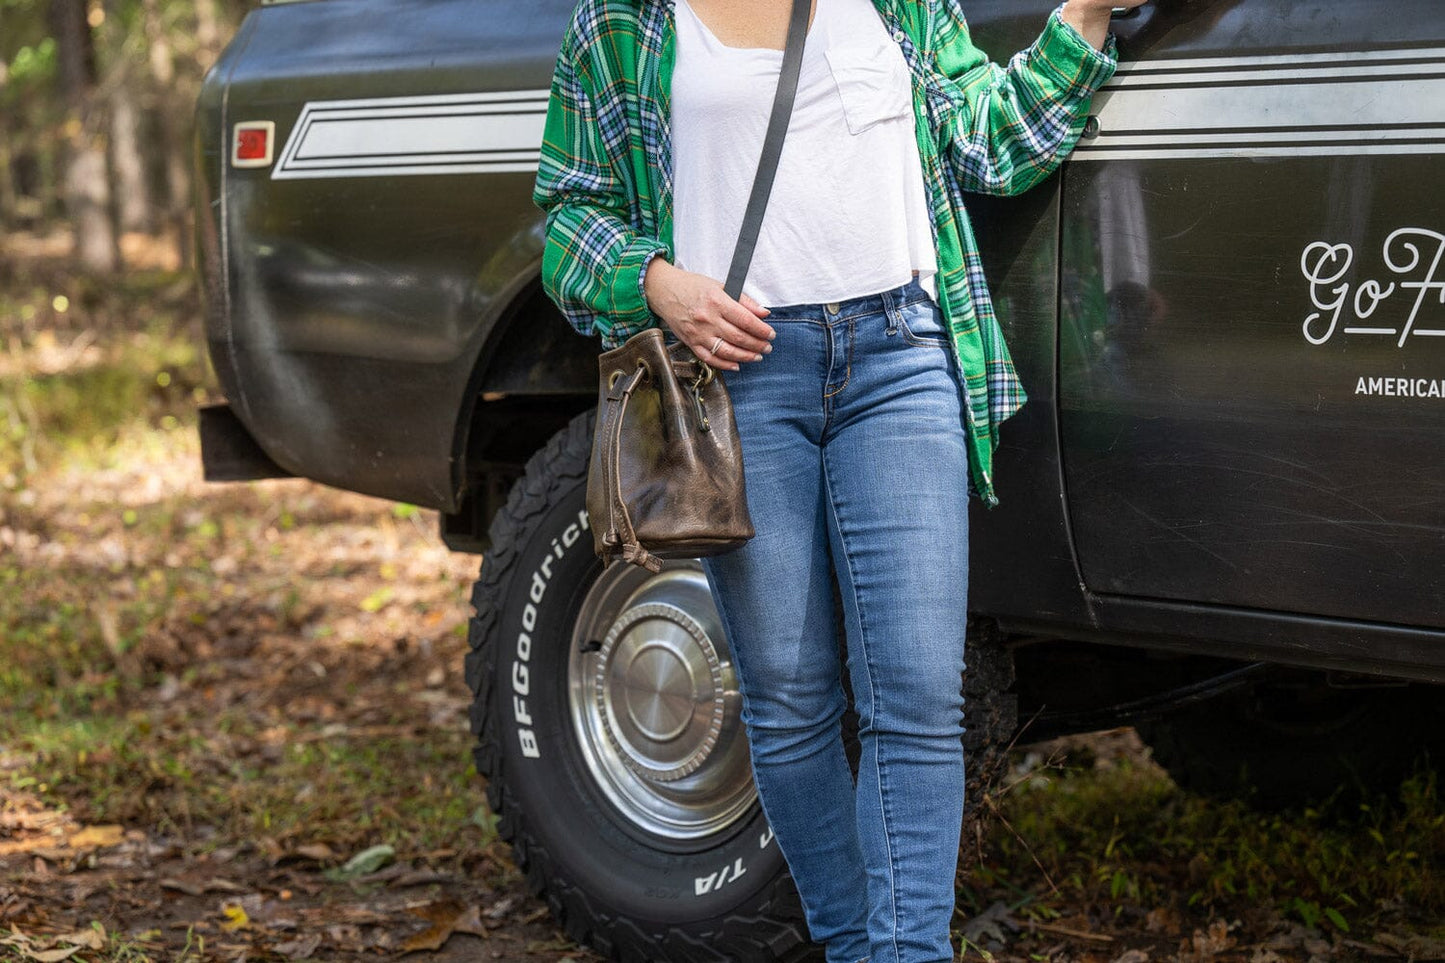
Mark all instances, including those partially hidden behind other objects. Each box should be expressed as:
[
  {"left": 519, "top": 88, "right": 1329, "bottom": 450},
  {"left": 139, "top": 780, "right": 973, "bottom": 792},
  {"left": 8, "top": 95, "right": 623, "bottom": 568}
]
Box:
[
  {"left": 103, "top": 0, "right": 154, "bottom": 233},
  {"left": 0, "top": 139, "right": 17, "bottom": 230},
  {"left": 142, "top": 0, "right": 191, "bottom": 269},
  {"left": 0, "top": 61, "right": 14, "bottom": 228},
  {"left": 50, "top": 0, "right": 119, "bottom": 273},
  {"left": 194, "top": 0, "right": 222, "bottom": 70}
]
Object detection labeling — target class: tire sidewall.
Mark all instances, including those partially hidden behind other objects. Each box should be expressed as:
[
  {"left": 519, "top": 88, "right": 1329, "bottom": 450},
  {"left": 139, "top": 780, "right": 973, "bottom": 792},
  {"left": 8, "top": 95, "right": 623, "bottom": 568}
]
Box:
[{"left": 490, "top": 469, "right": 788, "bottom": 927}]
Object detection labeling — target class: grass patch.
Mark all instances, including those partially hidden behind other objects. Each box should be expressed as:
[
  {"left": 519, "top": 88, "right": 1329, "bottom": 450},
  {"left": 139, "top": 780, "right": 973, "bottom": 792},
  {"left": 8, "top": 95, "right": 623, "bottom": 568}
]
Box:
[
  {"left": 969, "top": 745, "right": 1445, "bottom": 939},
  {"left": 0, "top": 323, "right": 208, "bottom": 482},
  {"left": 1, "top": 269, "right": 488, "bottom": 876},
  {"left": 0, "top": 265, "right": 208, "bottom": 484},
  {"left": 2, "top": 710, "right": 484, "bottom": 857}
]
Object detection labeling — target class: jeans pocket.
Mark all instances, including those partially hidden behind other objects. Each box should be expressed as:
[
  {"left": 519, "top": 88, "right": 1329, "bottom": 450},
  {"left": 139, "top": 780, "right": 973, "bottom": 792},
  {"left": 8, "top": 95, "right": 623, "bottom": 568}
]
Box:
[{"left": 895, "top": 298, "right": 950, "bottom": 348}]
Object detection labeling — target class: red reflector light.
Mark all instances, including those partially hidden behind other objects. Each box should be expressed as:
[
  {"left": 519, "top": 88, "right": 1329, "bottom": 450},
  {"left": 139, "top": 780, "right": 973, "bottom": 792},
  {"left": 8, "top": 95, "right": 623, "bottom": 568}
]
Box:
[
  {"left": 236, "top": 128, "right": 269, "bottom": 161},
  {"left": 231, "top": 121, "right": 276, "bottom": 169}
]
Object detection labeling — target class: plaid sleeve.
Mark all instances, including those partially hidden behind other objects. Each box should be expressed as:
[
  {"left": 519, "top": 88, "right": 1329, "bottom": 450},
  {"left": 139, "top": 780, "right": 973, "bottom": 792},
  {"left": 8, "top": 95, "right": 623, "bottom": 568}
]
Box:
[
  {"left": 931, "top": 2, "right": 1117, "bottom": 197},
  {"left": 533, "top": 32, "right": 670, "bottom": 343}
]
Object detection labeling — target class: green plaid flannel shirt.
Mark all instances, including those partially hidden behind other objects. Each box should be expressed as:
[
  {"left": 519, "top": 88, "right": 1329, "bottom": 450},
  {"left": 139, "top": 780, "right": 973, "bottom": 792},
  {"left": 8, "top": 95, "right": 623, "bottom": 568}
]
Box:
[{"left": 533, "top": 0, "right": 1117, "bottom": 507}]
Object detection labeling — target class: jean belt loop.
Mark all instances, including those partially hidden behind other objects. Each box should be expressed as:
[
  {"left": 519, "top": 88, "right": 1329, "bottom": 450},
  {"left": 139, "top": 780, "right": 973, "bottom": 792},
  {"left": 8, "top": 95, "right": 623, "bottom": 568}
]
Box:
[{"left": 880, "top": 283, "right": 899, "bottom": 333}]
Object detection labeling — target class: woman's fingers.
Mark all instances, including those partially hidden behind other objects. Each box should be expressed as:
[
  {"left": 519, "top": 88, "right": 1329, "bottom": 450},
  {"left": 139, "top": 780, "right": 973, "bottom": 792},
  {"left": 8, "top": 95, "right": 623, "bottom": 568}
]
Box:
[
  {"left": 693, "top": 337, "right": 742, "bottom": 371},
  {"left": 738, "top": 292, "right": 774, "bottom": 321},
  {"left": 711, "top": 316, "right": 772, "bottom": 356},
  {"left": 655, "top": 267, "right": 778, "bottom": 367},
  {"left": 727, "top": 293, "right": 777, "bottom": 343}
]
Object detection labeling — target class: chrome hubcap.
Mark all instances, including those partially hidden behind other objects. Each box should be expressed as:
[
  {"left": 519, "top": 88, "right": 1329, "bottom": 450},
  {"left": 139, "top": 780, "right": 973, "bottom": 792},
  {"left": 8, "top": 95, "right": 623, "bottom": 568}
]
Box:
[{"left": 568, "top": 561, "right": 755, "bottom": 840}]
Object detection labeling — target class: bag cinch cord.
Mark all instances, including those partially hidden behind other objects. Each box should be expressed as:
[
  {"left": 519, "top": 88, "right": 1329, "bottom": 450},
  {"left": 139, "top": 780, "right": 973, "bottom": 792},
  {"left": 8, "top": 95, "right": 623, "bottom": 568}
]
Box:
[
  {"left": 599, "top": 359, "right": 663, "bottom": 573},
  {"left": 598, "top": 356, "right": 714, "bottom": 572}
]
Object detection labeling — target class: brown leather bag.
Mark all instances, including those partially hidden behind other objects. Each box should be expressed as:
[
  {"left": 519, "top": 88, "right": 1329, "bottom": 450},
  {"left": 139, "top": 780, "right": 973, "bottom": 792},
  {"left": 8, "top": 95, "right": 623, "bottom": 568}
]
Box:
[
  {"left": 585, "top": 0, "right": 811, "bottom": 572},
  {"left": 588, "top": 329, "right": 754, "bottom": 572}
]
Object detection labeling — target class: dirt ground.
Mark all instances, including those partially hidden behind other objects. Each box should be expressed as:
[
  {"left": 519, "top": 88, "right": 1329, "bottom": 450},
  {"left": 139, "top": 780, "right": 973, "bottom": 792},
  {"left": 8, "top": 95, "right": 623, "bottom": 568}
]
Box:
[
  {"left": 0, "top": 252, "right": 1440, "bottom": 962},
  {"left": 0, "top": 468, "right": 602, "bottom": 961}
]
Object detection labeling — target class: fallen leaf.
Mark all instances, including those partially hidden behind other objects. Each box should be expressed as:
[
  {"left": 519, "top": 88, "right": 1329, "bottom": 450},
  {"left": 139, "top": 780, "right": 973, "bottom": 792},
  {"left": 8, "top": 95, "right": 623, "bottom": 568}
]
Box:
[
  {"left": 67, "top": 825, "right": 125, "bottom": 850},
  {"left": 484, "top": 895, "right": 518, "bottom": 921},
  {"left": 273, "top": 934, "right": 322, "bottom": 959},
  {"left": 1111, "top": 950, "right": 1149, "bottom": 963},
  {"left": 1375, "top": 933, "right": 1444, "bottom": 957},
  {"left": 452, "top": 904, "right": 485, "bottom": 938},
  {"left": 160, "top": 878, "right": 204, "bottom": 896},
  {"left": 1146, "top": 908, "right": 1182, "bottom": 936},
  {"left": 329, "top": 844, "right": 394, "bottom": 880},
  {"left": 53, "top": 925, "right": 105, "bottom": 950},
  {"left": 401, "top": 901, "right": 468, "bottom": 953},
  {"left": 292, "top": 843, "right": 336, "bottom": 863},
  {"left": 220, "top": 905, "right": 249, "bottom": 932},
  {"left": 0, "top": 839, "right": 67, "bottom": 857},
  {"left": 1188, "top": 920, "right": 1235, "bottom": 960},
  {"left": 24, "top": 947, "right": 82, "bottom": 962},
  {"left": 962, "top": 900, "right": 1018, "bottom": 946}
]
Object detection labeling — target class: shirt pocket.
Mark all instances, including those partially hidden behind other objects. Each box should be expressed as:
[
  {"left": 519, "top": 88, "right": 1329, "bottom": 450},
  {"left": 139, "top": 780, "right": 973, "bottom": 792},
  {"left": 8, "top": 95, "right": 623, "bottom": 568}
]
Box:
[{"left": 825, "top": 39, "right": 913, "bottom": 135}]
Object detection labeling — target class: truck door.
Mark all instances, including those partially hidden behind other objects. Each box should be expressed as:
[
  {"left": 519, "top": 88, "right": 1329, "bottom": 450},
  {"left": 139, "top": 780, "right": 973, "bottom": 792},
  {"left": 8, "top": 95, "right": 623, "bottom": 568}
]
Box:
[{"left": 1059, "top": 0, "right": 1445, "bottom": 629}]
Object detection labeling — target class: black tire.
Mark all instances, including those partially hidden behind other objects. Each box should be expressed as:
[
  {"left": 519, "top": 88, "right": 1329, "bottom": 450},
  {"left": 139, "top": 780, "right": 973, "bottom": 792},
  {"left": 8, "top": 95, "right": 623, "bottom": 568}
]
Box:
[
  {"left": 464, "top": 410, "right": 817, "bottom": 963},
  {"left": 1137, "top": 679, "right": 1445, "bottom": 811}
]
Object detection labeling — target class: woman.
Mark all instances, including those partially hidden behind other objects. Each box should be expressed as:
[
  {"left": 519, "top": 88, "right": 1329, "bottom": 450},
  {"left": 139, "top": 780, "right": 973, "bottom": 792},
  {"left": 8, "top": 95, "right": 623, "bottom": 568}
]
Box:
[{"left": 533, "top": 1, "right": 1137, "bottom": 959}]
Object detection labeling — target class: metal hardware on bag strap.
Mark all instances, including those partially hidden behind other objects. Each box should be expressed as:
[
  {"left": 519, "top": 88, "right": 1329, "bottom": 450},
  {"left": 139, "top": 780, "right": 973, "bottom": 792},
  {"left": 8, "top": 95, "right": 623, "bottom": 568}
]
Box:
[{"left": 689, "top": 371, "right": 711, "bottom": 433}]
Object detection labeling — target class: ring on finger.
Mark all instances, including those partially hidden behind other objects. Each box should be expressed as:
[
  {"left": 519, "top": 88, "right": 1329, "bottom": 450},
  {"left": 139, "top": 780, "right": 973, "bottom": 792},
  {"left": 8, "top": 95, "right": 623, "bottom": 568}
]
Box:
[{"left": 710, "top": 335, "right": 725, "bottom": 356}]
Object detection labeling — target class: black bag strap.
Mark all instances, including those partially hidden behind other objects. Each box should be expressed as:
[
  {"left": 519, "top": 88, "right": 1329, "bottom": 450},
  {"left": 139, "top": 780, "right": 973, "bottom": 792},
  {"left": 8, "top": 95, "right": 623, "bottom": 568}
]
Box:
[{"left": 721, "top": 0, "right": 811, "bottom": 301}]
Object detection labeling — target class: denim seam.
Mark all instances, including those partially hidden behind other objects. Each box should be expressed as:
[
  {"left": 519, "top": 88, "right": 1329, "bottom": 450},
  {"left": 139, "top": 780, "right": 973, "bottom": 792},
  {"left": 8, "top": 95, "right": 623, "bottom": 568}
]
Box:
[
  {"left": 823, "top": 321, "right": 854, "bottom": 399},
  {"left": 897, "top": 301, "right": 950, "bottom": 350},
  {"left": 821, "top": 451, "right": 901, "bottom": 963},
  {"left": 703, "top": 563, "right": 824, "bottom": 934},
  {"left": 806, "top": 283, "right": 928, "bottom": 325}
]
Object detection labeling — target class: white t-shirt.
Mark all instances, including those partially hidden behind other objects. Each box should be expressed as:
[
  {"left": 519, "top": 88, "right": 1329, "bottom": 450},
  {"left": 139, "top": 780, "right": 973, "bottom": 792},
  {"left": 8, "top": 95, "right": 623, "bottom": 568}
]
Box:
[{"left": 670, "top": 0, "right": 939, "bottom": 308}]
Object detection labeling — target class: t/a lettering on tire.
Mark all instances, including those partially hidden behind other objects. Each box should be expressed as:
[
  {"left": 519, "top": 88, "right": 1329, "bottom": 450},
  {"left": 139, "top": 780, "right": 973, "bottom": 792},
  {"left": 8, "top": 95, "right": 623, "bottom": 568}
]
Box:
[{"left": 464, "top": 410, "right": 817, "bottom": 962}]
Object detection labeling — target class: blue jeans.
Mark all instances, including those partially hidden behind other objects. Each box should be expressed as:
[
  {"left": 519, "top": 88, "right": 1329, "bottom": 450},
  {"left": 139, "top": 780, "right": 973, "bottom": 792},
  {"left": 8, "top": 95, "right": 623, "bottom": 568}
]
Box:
[{"left": 700, "top": 278, "right": 971, "bottom": 963}]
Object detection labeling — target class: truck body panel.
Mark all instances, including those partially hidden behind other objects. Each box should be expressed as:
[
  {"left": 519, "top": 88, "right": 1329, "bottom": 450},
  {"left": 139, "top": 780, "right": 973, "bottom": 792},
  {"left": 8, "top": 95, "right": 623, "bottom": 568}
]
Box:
[
  {"left": 1060, "top": 1, "right": 1445, "bottom": 631},
  {"left": 195, "top": 0, "right": 1445, "bottom": 681}
]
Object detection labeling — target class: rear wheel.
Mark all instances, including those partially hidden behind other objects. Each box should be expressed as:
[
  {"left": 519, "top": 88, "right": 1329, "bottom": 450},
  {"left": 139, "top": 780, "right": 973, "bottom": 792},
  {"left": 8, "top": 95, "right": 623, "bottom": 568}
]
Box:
[{"left": 464, "top": 411, "right": 816, "bottom": 962}]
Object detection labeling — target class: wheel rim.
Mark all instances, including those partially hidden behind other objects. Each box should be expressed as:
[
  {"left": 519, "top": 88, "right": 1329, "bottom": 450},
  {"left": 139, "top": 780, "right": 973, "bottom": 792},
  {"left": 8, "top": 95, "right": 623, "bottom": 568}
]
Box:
[{"left": 567, "top": 560, "right": 756, "bottom": 841}]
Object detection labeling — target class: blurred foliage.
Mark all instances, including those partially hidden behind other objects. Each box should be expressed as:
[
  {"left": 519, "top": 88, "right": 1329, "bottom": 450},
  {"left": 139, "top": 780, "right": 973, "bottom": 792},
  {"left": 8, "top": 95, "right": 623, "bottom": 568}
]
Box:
[{"left": 0, "top": 0, "right": 252, "bottom": 257}]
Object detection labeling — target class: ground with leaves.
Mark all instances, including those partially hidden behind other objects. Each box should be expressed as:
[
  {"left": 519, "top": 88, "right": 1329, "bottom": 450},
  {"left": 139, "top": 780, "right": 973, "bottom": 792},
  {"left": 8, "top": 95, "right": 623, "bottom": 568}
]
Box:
[{"left": 0, "top": 247, "right": 1441, "bottom": 961}]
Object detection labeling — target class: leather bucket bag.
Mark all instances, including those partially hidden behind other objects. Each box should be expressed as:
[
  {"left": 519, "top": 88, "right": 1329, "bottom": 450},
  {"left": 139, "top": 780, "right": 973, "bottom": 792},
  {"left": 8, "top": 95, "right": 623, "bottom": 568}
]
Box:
[
  {"left": 588, "top": 329, "right": 754, "bottom": 572},
  {"left": 587, "top": 0, "right": 812, "bottom": 572}
]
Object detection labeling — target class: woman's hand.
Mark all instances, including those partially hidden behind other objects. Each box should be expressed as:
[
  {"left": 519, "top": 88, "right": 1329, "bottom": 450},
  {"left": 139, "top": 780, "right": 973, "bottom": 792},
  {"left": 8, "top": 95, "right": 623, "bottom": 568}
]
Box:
[
  {"left": 1060, "top": 0, "right": 1147, "bottom": 50},
  {"left": 643, "top": 259, "right": 776, "bottom": 371}
]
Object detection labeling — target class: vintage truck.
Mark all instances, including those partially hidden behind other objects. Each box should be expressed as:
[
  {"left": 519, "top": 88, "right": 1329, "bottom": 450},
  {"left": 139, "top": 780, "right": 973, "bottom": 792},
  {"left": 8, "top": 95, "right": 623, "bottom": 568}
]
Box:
[{"left": 193, "top": 0, "right": 1445, "bottom": 959}]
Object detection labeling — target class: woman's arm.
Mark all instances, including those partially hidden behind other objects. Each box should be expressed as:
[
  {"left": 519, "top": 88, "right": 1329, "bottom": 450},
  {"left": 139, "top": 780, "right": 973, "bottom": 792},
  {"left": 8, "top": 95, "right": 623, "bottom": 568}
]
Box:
[
  {"left": 532, "top": 36, "right": 670, "bottom": 344},
  {"left": 931, "top": 0, "right": 1140, "bottom": 197},
  {"left": 1059, "top": 0, "right": 1136, "bottom": 51}
]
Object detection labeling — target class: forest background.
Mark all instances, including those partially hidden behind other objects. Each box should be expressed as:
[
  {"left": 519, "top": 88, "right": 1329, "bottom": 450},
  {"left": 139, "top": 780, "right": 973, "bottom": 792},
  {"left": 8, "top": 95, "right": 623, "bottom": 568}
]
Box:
[{"left": 1, "top": 0, "right": 236, "bottom": 274}]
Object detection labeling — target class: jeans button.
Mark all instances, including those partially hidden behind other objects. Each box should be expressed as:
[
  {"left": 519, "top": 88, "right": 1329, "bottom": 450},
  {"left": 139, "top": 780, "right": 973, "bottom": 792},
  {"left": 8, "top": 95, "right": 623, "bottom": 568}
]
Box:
[{"left": 824, "top": 301, "right": 840, "bottom": 313}]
